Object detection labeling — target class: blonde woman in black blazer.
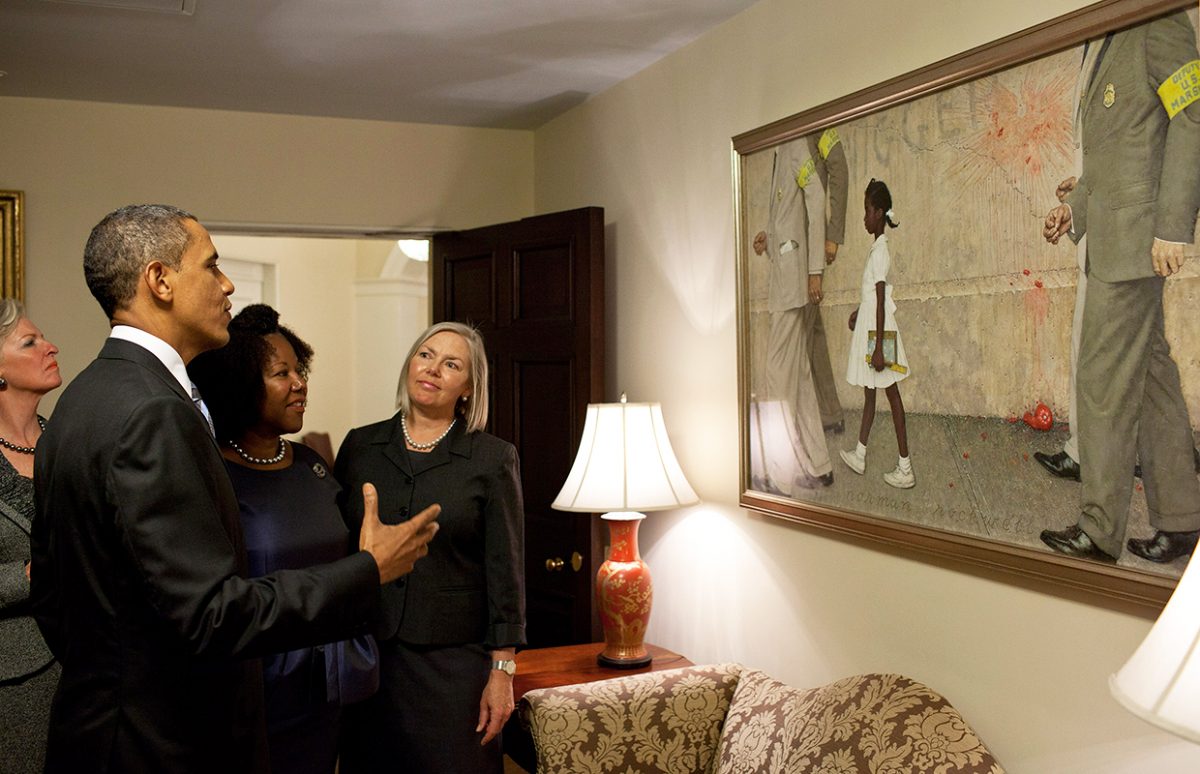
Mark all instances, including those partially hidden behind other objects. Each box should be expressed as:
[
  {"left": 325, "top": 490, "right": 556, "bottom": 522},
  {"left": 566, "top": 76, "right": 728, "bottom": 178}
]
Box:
[{"left": 336, "top": 322, "right": 525, "bottom": 774}]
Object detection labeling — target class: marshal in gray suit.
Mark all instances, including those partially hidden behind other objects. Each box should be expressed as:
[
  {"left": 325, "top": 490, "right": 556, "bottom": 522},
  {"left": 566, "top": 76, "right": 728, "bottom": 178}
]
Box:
[{"left": 1042, "top": 12, "right": 1200, "bottom": 562}]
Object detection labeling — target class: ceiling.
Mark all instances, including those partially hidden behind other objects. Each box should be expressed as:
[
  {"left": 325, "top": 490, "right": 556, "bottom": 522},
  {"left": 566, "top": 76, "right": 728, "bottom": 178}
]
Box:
[{"left": 0, "top": 0, "right": 758, "bottom": 129}]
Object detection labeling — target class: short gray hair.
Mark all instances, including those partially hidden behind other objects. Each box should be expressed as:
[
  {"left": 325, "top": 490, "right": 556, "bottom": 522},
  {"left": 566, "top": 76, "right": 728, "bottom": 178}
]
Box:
[
  {"left": 395, "top": 321, "right": 489, "bottom": 433},
  {"left": 84, "top": 204, "right": 196, "bottom": 318},
  {"left": 0, "top": 299, "right": 24, "bottom": 358}
]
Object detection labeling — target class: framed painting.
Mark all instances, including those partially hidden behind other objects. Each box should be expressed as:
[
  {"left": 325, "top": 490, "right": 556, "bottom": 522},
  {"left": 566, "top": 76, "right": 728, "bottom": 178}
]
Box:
[
  {"left": 0, "top": 191, "right": 24, "bottom": 302},
  {"left": 735, "top": 0, "right": 1200, "bottom": 607}
]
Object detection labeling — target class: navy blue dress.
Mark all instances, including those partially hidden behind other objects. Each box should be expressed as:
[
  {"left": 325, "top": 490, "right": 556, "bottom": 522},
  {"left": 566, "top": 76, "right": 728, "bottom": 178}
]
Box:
[{"left": 225, "top": 443, "right": 377, "bottom": 774}]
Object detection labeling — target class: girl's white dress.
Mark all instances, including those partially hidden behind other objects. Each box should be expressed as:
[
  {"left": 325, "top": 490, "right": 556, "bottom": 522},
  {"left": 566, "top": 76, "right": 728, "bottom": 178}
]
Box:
[{"left": 845, "top": 233, "right": 909, "bottom": 389}]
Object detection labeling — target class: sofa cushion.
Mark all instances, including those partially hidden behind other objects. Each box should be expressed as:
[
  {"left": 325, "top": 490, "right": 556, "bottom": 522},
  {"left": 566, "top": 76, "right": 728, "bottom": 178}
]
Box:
[
  {"left": 521, "top": 662, "right": 743, "bottom": 773},
  {"left": 713, "top": 671, "right": 1003, "bottom": 773}
]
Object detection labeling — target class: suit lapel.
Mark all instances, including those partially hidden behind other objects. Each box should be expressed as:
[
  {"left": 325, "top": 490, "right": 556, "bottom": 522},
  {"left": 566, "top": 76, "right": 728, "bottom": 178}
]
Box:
[
  {"left": 99, "top": 338, "right": 191, "bottom": 401},
  {"left": 99, "top": 338, "right": 218, "bottom": 450},
  {"left": 379, "top": 416, "right": 414, "bottom": 479},
  {"left": 1082, "top": 33, "right": 1118, "bottom": 122},
  {"left": 0, "top": 497, "right": 30, "bottom": 535},
  {"left": 380, "top": 417, "right": 472, "bottom": 478}
]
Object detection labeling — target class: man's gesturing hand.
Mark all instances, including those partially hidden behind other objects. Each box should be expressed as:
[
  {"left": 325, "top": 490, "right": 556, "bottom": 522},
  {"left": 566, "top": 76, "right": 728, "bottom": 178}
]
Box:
[{"left": 358, "top": 483, "right": 440, "bottom": 584}]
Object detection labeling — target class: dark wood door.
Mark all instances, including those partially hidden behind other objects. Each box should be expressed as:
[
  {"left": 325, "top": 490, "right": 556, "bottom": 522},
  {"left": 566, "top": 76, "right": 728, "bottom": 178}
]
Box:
[{"left": 432, "top": 207, "right": 604, "bottom": 647}]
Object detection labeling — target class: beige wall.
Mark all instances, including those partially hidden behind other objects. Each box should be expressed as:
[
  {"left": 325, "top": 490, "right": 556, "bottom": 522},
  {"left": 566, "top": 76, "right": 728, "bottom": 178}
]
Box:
[
  {"left": 534, "top": 0, "right": 1200, "bottom": 771},
  {"left": 0, "top": 96, "right": 533, "bottom": 411}
]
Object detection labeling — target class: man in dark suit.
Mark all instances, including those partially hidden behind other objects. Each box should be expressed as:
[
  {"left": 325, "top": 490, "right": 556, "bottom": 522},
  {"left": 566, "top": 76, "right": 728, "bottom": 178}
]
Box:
[
  {"left": 1040, "top": 11, "right": 1200, "bottom": 563},
  {"left": 30, "top": 204, "right": 440, "bottom": 773}
]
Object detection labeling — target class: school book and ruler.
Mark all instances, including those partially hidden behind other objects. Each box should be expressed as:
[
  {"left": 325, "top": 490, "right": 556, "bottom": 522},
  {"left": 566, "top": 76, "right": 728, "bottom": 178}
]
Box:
[{"left": 865, "top": 330, "right": 908, "bottom": 374}]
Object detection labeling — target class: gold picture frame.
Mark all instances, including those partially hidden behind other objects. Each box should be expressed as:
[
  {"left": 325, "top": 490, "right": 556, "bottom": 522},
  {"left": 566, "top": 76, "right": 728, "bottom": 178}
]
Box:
[
  {"left": 0, "top": 191, "right": 25, "bottom": 302},
  {"left": 734, "top": 0, "right": 1199, "bottom": 608}
]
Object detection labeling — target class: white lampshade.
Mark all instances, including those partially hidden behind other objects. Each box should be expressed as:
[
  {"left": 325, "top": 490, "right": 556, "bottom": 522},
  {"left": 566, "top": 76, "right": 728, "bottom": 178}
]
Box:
[
  {"left": 1110, "top": 552, "right": 1200, "bottom": 743},
  {"left": 552, "top": 397, "right": 698, "bottom": 514}
]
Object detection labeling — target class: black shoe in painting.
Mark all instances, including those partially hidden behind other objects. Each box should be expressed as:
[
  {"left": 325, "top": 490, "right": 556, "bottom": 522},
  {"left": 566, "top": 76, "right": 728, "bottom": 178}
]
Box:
[
  {"left": 1127, "top": 530, "right": 1199, "bottom": 563},
  {"left": 1039, "top": 524, "right": 1116, "bottom": 563},
  {"left": 1033, "top": 451, "right": 1081, "bottom": 482}
]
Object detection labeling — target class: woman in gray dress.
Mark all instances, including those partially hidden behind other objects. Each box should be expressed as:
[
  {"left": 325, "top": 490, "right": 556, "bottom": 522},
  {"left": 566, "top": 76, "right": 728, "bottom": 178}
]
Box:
[{"left": 0, "top": 299, "right": 63, "bottom": 773}]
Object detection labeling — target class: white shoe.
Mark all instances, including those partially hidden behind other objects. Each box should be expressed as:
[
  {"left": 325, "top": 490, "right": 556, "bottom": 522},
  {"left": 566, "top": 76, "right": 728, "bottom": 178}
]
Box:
[
  {"left": 839, "top": 449, "right": 865, "bottom": 475},
  {"left": 884, "top": 465, "right": 915, "bottom": 489}
]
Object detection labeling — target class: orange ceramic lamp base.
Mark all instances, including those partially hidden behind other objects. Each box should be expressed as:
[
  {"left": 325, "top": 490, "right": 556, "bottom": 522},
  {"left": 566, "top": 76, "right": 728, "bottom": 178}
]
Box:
[{"left": 596, "top": 512, "right": 653, "bottom": 668}]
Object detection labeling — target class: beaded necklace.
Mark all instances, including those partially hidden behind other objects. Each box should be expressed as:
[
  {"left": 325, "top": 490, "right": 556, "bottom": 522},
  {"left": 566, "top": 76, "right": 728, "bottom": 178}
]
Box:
[
  {"left": 228, "top": 438, "right": 288, "bottom": 465},
  {"left": 0, "top": 417, "right": 46, "bottom": 455},
  {"left": 401, "top": 412, "right": 455, "bottom": 450}
]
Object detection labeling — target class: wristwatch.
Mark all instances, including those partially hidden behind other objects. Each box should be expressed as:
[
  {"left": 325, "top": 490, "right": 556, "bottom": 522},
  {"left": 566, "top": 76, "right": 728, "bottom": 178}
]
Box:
[{"left": 491, "top": 659, "right": 517, "bottom": 676}]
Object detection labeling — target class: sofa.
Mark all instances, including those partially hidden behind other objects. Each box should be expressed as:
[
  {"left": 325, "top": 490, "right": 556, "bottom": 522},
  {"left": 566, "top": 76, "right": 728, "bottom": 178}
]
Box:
[{"left": 518, "top": 663, "right": 1003, "bottom": 773}]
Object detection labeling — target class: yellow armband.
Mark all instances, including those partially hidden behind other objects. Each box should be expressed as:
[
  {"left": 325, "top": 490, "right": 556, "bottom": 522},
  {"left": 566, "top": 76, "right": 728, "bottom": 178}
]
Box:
[
  {"left": 1157, "top": 59, "right": 1200, "bottom": 119},
  {"left": 817, "top": 128, "right": 840, "bottom": 159},
  {"left": 795, "top": 157, "right": 816, "bottom": 189}
]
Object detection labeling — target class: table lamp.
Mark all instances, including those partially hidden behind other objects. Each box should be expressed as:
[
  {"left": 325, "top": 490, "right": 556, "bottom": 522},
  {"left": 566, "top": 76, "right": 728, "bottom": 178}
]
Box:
[
  {"left": 1109, "top": 550, "right": 1200, "bottom": 743},
  {"left": 552, "top": 394, "right": 698, "bottom": 667}
]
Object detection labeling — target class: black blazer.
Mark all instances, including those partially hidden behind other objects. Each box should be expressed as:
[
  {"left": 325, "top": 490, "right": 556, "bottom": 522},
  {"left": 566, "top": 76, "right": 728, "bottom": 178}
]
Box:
[
  {"left": 30, "top": 339, "right": 381, "bottom": 774},
  {"left": 335, "top": 416, "right": 525, "bottom": 649}
]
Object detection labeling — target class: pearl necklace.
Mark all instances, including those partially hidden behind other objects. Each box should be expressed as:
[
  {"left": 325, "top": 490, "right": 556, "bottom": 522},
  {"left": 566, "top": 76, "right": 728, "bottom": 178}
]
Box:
[
  {"left": 401, "top": 413, "right": 455, "bottom": 451},
  {"left": 228, "top": 438, "right": 288, "bottom": 465},
  {"left": 0, "top": 417, "right": 46, "bottom": 455}
]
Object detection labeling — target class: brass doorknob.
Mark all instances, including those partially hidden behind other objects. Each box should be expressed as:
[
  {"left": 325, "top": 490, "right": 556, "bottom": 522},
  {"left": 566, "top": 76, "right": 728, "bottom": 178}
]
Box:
[
  {"left": 545, "top": 557, "right": 565, "bottom": 571},
  {"left": 570, "top": 551, "right": 583, "bottom": 572}
]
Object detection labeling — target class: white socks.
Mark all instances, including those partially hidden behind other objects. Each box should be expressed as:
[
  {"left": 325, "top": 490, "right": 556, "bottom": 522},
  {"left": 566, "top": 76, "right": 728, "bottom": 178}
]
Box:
[
  {"left": 841, "top": 446, "right": 914, "bottom": 487},
  {"left": 885, "top": 454, "right": 915, "bottom": 489},
  {"left": 840, "top": 442, "right": 867, "bottom": 475}
]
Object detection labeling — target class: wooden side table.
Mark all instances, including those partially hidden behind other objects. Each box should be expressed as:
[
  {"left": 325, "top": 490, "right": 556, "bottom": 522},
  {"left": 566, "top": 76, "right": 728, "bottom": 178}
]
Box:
[
  {"left": 513, "top": 641, "right": 692, "bottom": 700},
  {"left": 504, "top": 642, "right": 693, "bottom": 771}
]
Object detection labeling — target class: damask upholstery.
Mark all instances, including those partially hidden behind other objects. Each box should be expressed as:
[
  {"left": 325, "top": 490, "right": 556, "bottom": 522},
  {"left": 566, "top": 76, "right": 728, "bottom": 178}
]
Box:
[
  {"left": 519, "top": 663, "right": 741, "bottom": 773},
  {"left": 519, "top": 664, "right": 1004, "bottom": 774},
  {"left": 713, "top": 669, "right": 1002, "bottom": 774}
]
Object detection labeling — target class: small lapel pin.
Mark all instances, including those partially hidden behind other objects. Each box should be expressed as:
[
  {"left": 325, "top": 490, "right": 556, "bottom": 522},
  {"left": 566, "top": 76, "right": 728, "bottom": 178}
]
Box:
[{"left": 1103, "top": 83, "right": 1115, "bottom": 108}]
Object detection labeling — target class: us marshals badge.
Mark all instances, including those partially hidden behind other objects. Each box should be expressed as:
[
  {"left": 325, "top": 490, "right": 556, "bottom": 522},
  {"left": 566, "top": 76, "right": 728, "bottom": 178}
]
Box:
[
  {"left": 1103, "top": 83, "right": 1115, "bottom": 108},
  {"left": 312, "top": 461, "right": 328, "bottom": 479}
]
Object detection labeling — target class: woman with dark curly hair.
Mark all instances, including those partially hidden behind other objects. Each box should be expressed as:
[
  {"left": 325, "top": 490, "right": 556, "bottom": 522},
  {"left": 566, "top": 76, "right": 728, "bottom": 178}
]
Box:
[{"left": 188, "top": 304, "right": 377, "bottom": 774}]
